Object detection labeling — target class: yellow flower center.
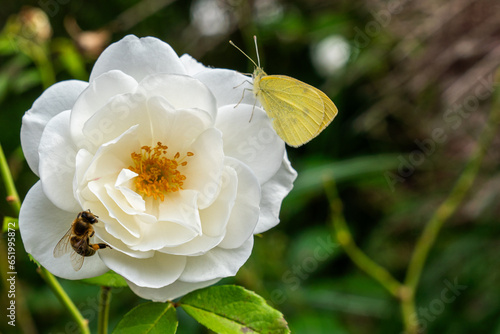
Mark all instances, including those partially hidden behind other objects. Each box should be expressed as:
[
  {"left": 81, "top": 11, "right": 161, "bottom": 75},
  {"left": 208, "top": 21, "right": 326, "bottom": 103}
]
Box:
[{"left": 128, "top": 142, "right": 194, "bottom": 201}]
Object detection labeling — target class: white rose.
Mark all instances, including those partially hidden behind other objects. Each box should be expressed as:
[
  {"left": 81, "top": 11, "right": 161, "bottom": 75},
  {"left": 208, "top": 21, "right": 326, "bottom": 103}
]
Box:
[{"left": 19, "top": 35, "right": 296, "bottom": 301}]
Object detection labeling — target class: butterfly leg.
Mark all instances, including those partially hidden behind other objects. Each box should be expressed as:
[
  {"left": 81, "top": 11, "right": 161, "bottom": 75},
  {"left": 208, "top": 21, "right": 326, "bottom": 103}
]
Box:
[
  {"left": 249, "top": 98, "right": 258, "bottom": 123},
  {"left": 233, "top": 79, "right": 252, "bottom": 89},
  {"left": 234, "top": 87, "right": 254, "bottom": 108}
]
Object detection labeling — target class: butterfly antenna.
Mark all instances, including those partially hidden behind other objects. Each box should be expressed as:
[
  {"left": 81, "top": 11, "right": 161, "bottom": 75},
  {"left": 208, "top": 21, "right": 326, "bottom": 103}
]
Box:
[
  {"left": 253, "top": 36, "right": 261, "bottom": 68},
  {"left": 229, "top": 40, "right": 259, "bottom": 68}
]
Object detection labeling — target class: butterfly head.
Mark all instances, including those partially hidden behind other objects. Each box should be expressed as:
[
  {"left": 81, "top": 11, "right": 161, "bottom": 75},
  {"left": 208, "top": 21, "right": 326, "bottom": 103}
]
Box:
[
  {"left": 253, "top": 66, "right": 266, "bottom": 81},
  {"left": 230, "top": 36, "right": 266, "bottom": 80}
]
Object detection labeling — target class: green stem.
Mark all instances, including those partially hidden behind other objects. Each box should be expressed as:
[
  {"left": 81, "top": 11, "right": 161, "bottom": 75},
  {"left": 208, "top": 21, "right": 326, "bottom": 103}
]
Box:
[
  {"left": 324, "top": 71, "right": 500, "bottom": 334},
  {"left": 0, "top": 143, "right": 21, "bottom": 214},
  {"left": 402, "top": 76, "right": 500, "bottom": 331},
  {"left": 400, "top": 293, "right": 418, "bottom": 334},
  {"left": 324, "top": 180, "right": 403, "bottom": 298},
  {"left": 0, "top": 143, "right": 90, "bottom": 334},
  {"left": 0, "top": 232, "right": 38, "bottom": 333},
  {"left": 405, "top": 108, "right": 500, "bottom": 290},
  {"left": 38, "top": 267, "right": 90, "bottom": 334},
  {"left": 0, "top": 144, "right": 38, "bottom": 334},
  {"left": 98, "top": 286, "right": 112, "bottom": 334}
]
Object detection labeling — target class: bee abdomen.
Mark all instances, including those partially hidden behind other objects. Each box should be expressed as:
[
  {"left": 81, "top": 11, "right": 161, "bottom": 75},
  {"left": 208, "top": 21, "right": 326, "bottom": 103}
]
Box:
[{"left": 81, "top": 248, "right": 97, "bottom": 257}]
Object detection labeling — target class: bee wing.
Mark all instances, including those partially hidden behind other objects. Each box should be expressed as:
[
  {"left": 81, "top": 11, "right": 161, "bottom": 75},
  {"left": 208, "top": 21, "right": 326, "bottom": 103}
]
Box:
[
  {"left": 53, "top": 227, "right": 73, "bottom": 258},
  {"left": 70, "top": 234, "right": 93, "bottom": 271},
  {"left": 70, "top": 250, "right": 85, "bottom": 271}
]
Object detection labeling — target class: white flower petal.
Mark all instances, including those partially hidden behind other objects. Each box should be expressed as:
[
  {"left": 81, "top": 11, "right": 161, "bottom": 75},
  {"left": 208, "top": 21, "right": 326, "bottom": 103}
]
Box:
[
  {"left": 157, "top": 165, "right": 239, "bottom": 256},
  {"left": 183, "top": 128, "right": 225, "bottom": 209},
  {"left": 255, "top": 153, "right": 297, "bottom": 234},
  {"left": 180, "top": 54, "right": 207, "bottom": 76},
  {"left": 140, "top": 74, "right": 217, "bottom": 122},
  {"left": 82, "top": 93, "right": 157, "bottom": 153},
  {"left": 21, "top": 80, "right": 87, "bottom": 175},
  {"left": 108, "top": 174, "right": 158, "bottom": 225},
  {"left": 179, "top": 237, "right": 254, "bottom": 283},
  {"left": 133, "top": 221, "right": 198, "bottom": 251},
  {"left": 109, "top": 169, "right": 146, "bottom": 213},
  {"left": 147, "top": 96, "right": 214, "bottom": 154},
  {"left": 19, "top": 182, "right": 108, "bottom": 279},
  {"left": 93, "top": 225, "right": 154, "bottom": 259},
  {"left": 70, "top": 70, "right": 138, "bottom": 147},
  {"left": 80, "top": 74, "right": 217, "bottom": 154},
  {"left": 74, "top": 148, "right": 94, "bottom": 198},
  {"left": 127, "top": 278, "right": 221, "bottom": 302},
  {"left": 199, "top": 165, "right": 238, "bottom": 237},
  {"left": 80, "top": 197, "right": 141, "bottom": 247},
  {"left": 158, "top": 190, "right": 201, "bottom": 235},
  {"left": 158, "top": 233, "right": 225, "bottom": 256},
  {"left": 194, "top": 69, "right": 257, "bottom": 108},
  {"left": 19, "top": 35, "right": 296, "bottom": 302},
  {"left": 79, "top": 125, "right": 140, "bottom": 185},
  {"left": 216, "top": 104, "right": 285, "bottom": 184},
  {"left": 88, "top": 178, "right": 142, "bottom": 239},
  {"left": 90, "top": 35, "right": 186, "bottom": 83},
  {"left": 38, "top": 110, "right": 80, "bottom": 212},
  {"left": 99, "top": 249, "right": 186, "bottom": 288},
  {"left": 218, "top": 158, "right": 260, "bottom": 249}
]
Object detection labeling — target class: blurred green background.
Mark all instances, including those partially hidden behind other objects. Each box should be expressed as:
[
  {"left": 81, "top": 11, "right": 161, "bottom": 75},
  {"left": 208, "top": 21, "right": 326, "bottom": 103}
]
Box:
[{"left": 1, "top": 0, "right": 499, "bottom": 333}]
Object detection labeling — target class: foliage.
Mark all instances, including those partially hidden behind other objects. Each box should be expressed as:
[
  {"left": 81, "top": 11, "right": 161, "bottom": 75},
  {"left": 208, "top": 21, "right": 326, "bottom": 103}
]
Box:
[
  {"left": 1, "top": 1, "right": 500, "bottom": 334},
  {"left": 179, "top": 285, "right": 289, "bottom": 334}
]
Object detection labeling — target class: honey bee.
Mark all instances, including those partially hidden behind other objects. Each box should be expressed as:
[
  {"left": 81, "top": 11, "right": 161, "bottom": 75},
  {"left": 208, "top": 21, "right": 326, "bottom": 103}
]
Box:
[{"left": 53, "top": 210, "right": 111, "bottom": 271}]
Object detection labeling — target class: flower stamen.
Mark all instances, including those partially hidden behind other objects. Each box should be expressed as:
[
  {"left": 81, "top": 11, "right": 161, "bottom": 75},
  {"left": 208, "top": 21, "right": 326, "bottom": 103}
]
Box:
[{"left": 128, "top": 142, "right": 194, "bottom": 201}]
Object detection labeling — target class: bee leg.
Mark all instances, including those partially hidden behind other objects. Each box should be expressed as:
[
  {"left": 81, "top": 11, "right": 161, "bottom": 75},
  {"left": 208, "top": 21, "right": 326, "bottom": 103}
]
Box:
[
  {"left": 91, "top": 243, "right": 112, "bottom": 251},
  {"left": 89, "top": 231, "right": 95, "bottom": 238}
]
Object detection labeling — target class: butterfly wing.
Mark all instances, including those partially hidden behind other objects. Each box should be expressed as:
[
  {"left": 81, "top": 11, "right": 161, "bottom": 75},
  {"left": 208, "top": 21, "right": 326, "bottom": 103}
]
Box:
[
  {"left": 256, "top": 75, "right": 337, "bottom": 147},
  {"left": 316, "top": 87, "right": 338, "bottom": 132}
]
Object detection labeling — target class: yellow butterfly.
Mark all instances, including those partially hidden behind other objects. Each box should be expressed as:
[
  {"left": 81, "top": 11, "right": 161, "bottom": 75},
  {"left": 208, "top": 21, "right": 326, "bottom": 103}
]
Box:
[{"left": 230, "top": 36, "right": 338, "bottom": 147}]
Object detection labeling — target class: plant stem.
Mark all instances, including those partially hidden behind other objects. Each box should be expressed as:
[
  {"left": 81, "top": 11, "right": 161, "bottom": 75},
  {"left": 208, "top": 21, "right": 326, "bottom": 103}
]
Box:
[
  {"left": 38, "top": 266, "right": 90, "bottom": 334},
  {"left": 324, "top": 72, "right": 500, "bottom": 334},
  {"left": 0, "top": 143, "right": 21, "bottom": 214},
  {"left": 402, "top": 75, "right": 500, "bottom": 331},
  {"left": 0, "top": 231, "right": 38, "bottom": 333},
  {"left": 98, "top": 286, "right": 112, "bottom": 334},
  {"left": 0, "top": 143, "right": 91, "bottom": 334},
  {"left": 324, "top": 179, "right": 403, "bottom": 299},
  {"left": 400, "top": 293, "right": 418, "bottom": 334}
]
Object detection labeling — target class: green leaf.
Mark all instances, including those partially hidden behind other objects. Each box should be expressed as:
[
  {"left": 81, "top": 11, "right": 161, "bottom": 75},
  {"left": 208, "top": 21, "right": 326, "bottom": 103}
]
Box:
[
  {"left": 282, "top": 154, "right": 401, "bottom": 216},
  {"left": 27, "top": 253, "right": 41, "bottom": 267},
  {"left": 0, "top": 72, "right": 9, "bottom": 103},
  {"left": 179, "top": 285, "right": 290, "bottom": 334},
  {"left": 80, "top": 270, "right": 128, "bottom": 287},
  {"left": 292, "top": 154, "right": 401, "bottom": 196},
  {"left": 52, "top": 38, "right": 88, "bottom": 80},
  {"left": 12, "top": 67, "right": 41, "bottom": 93},
  {"left": 0, "top": 33, "right": 18, "bottom": 55},
  {"left": 290, "top": 311, "right": 350, "bottom": 334},
  {"left": 112, "top": 301, "right": 177, "bottom": 334}
]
